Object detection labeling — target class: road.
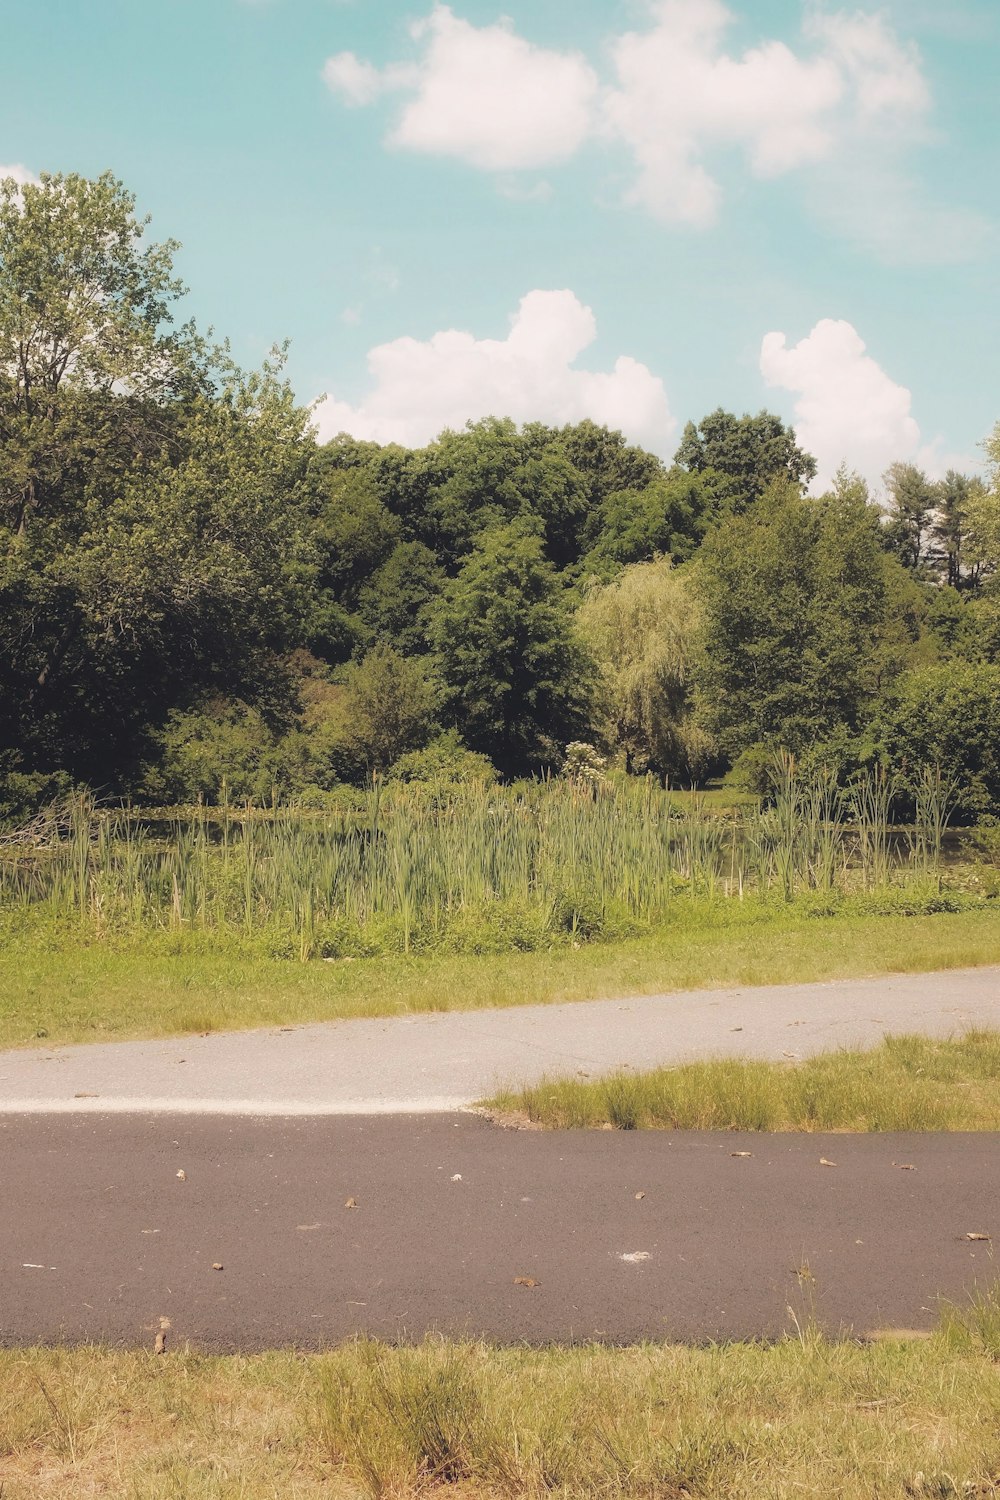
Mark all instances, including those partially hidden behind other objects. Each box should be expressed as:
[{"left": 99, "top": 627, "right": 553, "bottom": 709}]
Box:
[
  {"left": 0, "top": 966, "right": 996, "bottom": 1115},
  {"left": 2, "top": 1113, "right": 997, "bottom": 1349}
]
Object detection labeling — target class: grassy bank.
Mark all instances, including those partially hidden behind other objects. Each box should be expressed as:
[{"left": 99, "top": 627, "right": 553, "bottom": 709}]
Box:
[
  {"left": 0, "top": 905, "right": 998, "bottom": 1050},
  {"left": 486, "top": 1030, "right": 1000, "bottom": 1132},
  {"left": 3, "top": 1305, "right": 1000, "bottom": 1499}
]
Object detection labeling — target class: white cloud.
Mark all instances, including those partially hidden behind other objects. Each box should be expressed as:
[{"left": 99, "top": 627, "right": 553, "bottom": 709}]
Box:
[
  {"left": 323, "top": 3, "right": 598, "bottom": 171},
  {"left": 0, "top": 164, "right": 39, "bottom": 188},
  {"left": 602, "top": 0, "right": 929, "bottom": 227},
  {"left": 312, "top": 289, "right": 674, "bottom": 453},
  {"left": 321, "top": 2, "right": 968, "bottom": 256},
  {"left": 760, "top": 318, "right": 923, "bottom": 491}
]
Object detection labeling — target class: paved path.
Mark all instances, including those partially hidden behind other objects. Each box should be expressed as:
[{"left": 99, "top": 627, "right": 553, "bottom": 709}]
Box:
[
  {"left": 0, "top": 967, "right": 996, "bottom": 1115},
  {"left": 2, "top": 1114, "right": 996, "bottom": 1349}
]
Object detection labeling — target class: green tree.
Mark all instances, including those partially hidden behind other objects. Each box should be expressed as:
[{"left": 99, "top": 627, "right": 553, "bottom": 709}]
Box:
[
  {"left": 675, "top": 409, "right": 816, "bottom": 513},
  {"left": 875, "top": 663, "right": 1000, "bottom": 819},
  {"left": 0, "top": 172, "right": 312, "bottom": 794},
  {"left": 430, "top": 518, "right": 594, "bottom": 776},
  {"left": 882, "top": 462, "right": 937, "bottom": 574},
  {"left": 339, "top": 644, "right": 440, "bottom": 775},
  {"left": 580, "top": 470, "right": 709, "bottom": 577},
  {"left": 576, "top": 557, "right": 712, "bottom": 780},
  {"left": 695, "top": 481, "right": 910, "bottom": 758}
]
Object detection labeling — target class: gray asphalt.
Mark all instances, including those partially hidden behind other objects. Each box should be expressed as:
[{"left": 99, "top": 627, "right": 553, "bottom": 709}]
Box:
[
  {"left": 0, "top": 966, "right": 997, "bottom": 1115},
  {"left": 2, "top": 1114, "right": 997, "bottom": 1349}
]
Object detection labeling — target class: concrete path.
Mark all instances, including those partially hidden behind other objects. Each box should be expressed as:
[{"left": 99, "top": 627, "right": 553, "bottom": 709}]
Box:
[
  {"left": 2, "top": 1114, "right": 996, "bottom": 1349},
  {"left": 0, "top": 967, "right": 996, "bottom": 1115}
]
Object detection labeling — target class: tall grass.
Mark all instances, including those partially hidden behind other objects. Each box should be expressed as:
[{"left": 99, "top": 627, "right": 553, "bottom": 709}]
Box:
[{"left": 0, "top": 765, "right": 979, "bottom": 960}]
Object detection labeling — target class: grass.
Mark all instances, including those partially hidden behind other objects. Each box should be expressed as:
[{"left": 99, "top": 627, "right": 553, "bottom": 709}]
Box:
[
  {"left": 486, "top": 1030, "right": 1000, "bottom": 1132},
  {"left": 0, "top": 904, "right": 998, "bottom": 1050},
  {"left": 4, "top": 1304, "right": 1000, "bottom": 1498}
]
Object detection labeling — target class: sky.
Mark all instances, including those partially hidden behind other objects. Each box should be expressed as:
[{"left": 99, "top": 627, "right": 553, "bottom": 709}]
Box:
[{"left": 1, "top": 0, "right": 997, "bottom": 492}]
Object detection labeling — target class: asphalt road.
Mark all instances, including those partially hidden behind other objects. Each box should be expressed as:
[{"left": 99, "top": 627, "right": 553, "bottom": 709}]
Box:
[
  {"left": 2, "top": 1113, "right": 997, "bottom": 1349},
  {"left": 0, "top": 966, "right": 997, "bottom": 1115}
]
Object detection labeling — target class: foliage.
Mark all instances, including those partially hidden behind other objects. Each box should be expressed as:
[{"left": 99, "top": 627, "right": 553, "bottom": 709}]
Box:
[
  {"left": 388, "top": 730, "right": 497, "bottom": 786},
  {"left": 675, "top": 407, "right": 816, "bottom": 512},
  {"left": 695, "top": 481, "right": 914, "bottom": 758},
  {"left": 430, "top": 518, "right": 595, "bottom": 776},
  {"left": 875, "top": 663, "right": 1000, "bottom": 819},
  {"left": 577, "top": 557, "right": 712, "bottom": 780}
]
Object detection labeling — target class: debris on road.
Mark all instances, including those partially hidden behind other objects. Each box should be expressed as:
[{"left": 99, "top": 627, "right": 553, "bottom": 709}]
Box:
[
  {"left": 344, "top": 1197, "right": 358, "bottom": 1210},
  {"left": 513, "top": 1276, "right": 540, "bottom": 1288},
  {"left": 176, "top": 1170, "right": 186, "bottom": 1181}
]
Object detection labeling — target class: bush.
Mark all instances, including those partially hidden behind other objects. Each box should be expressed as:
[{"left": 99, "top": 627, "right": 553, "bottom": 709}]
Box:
[
  {"left": 388, "top": 731, "right": 497, "bottom": 786},
  {"left": 875, "top": 663, "right": 1000, "bottom": 820}
]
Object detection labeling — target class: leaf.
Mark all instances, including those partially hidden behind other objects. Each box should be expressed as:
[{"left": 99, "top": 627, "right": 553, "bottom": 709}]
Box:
[
  {"left": 513, "top": 1276, "right": 540, "bottom": 1288},
  {"left": 964, "top": 1232, "right": 991, "bottom": 1242},
  {"left": 892, "top": 1163, "right": 916, "bottom": 1171},
  {"left": 819, "top": 1158, "right": 837, "bottom": 1168},
  {"left": 211, "top": 1263, "right": 224, "bottom": 1271},
  {"left": 344, "top": 1198, "right": 358, "bottom": 1210},
  {"left": 175, "top": 1170, "right": 186, "bottom": 1181},
  {"left": 731, "top": 1152, "right": 753, "bottom": 1159},
  {"left": 635, "top": 1191, "right": 646, "bottom": 1199}
]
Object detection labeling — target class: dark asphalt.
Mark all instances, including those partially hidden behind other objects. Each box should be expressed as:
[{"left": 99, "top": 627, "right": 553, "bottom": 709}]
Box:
[{"left": 1, "top": 1114, "right": 997, "bottom": 1349}]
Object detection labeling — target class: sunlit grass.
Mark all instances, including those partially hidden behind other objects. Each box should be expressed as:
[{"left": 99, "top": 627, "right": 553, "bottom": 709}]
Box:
[
  {"left": 0, "top": 905, "right": 998, "bottom": 1050},
  {"left": 487, "top": 1030, "right": 1000, "bottom": 1132},
  {"left": 4, "top": 1308, "right": 1000, "bottom": 1498}
]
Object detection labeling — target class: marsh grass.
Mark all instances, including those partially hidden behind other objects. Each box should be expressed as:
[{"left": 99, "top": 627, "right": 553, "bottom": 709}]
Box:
[
  {"left": 0, "top": 768, "right": 987, "bottom": 966},
  {"left": 487, "top": 1031, "right": 1000, "bottom": 1132},
  {"left": 3, "top": 1321, "right": 1000, "bottom": 1498}
]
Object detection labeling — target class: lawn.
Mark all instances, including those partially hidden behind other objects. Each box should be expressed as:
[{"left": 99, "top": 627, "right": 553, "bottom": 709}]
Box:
[
  {"left": 0, "top": 905, "right": 998, "bottom": 1050},
  {"left": 485, "top": 1029, "right": 1000, "bottom": 1132},
  {"left": 3, "top": 1305, "right": 1000, "bottom": 1499}
]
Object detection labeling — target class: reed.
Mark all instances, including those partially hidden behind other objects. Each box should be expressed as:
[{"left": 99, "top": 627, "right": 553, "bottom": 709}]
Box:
[{"left": 0, "top": 768, "right": 972, "bottom": 960}]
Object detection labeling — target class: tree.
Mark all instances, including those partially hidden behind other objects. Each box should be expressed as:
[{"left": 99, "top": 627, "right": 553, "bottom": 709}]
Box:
[
  {"left": 932, "top": 470, "right": 988, "bottom": 590},
  {"left": 339, "top": 644, "right": 439, "bottom": 774},
  {"left": 576, "top": 557, "right": 712, "bottom": 780},
  {"left": 580, "top": 470, "right": 709, "bottom": 577},
  {"left": 430, "top": 518, "right": 594, "bottom": 776},
  {"left": 694, "top": 481, "right": 910, "bottom": 757},
  {"left": 0, "top": 172, "right": 312, "bottom": 794},
  {"left": 875, "top": 663, "right": 1000, "bottom": 819},
  {"left": 882, "top": 462, "right": 938, "bottom": 574},
  {"left": 675, "top": 409, "right": 816, "bottom": 513}
]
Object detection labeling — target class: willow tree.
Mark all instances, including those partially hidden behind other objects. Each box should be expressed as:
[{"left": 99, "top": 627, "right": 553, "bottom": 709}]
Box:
[{"left": 576, "top": 556, "right": 712, "bottom": 782}]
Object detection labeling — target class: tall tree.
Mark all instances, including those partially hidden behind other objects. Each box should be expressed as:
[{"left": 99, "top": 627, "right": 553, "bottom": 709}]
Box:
[
  {"left": 0, "top": 172, "right": 311, "bottom": 793},
  {"left": 882, "top": 462, "right": 937, "bottom": 574},
  {"left": 675, "top": 409, "right": 816, "bottom": 513},
  {"left": 694, "top": 481, "right": 911, "bottom": 757},
  {"left": 430, "top": 518, "right": 593, "bottom": 776}
]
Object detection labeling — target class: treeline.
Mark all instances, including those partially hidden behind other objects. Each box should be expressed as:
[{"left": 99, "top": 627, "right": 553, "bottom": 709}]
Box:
[{"left": 2, "top": 173, "right": 1000, "bottom": 820}]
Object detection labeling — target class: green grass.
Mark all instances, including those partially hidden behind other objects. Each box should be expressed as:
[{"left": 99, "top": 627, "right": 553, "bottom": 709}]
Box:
[
  {"left": 0, "top": 905, "right": 998, "bottom": 1050},
  {"left": 4, "top": 1301, "right": 1000, "bottom": 1498},
  {"left": 486, "top": 1030, "right": 1000, "bottom": 1132}
]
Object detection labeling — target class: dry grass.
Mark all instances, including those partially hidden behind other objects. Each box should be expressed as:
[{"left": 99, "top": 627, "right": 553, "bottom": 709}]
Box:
[
  {"left": 487, "top": 1030, "right": 1000, "bottom": 1132},
  {"left": 3, "top": 1313, "right": 1000, "bottom": 1498}
]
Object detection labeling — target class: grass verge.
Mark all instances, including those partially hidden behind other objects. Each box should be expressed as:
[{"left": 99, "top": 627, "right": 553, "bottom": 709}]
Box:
[
  {"left": 485, "top": 1030, "right": 1000, "bottom": 1132},
  {"left": 3, "top": 1303, "right": 1000, "bottom": 1498},
  {"left": 0, "top": 905, "right": 998, "bottom": 1050}
]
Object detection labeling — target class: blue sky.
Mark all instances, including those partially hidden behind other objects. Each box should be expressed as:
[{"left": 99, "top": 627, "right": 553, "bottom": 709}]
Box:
[{"left": 2, "top": 0, "right": 997, "bottom": 489}]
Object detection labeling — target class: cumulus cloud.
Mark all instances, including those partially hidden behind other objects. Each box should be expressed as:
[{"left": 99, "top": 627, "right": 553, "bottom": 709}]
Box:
[
  {"left": 603, "top": 0, "right": 929, "bottom": 226},
  {"left": 323, "top": 1, "right": 944, "bottom": 243},
  {"left": 323, "top": 4, "right": 598, "bottom": 171},
  {"left": 312, "top": 289, "right": 674, "bottom": 453},
  {"left": 760, "top": 318, "right": 925, "bottom": 491}
]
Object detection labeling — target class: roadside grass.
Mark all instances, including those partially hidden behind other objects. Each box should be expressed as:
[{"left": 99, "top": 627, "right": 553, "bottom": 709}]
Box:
[
  {"left": 0, "top": 905, "right": 998, "bottom": 1050},
  {"left": 486, "top": 1030, "right": 1000, "bottom": 1132},
  {"left": 4, "top": 1307, "right": 1000, "bottom": 1498}
]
